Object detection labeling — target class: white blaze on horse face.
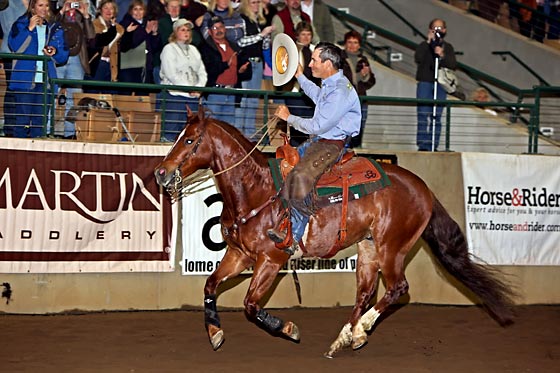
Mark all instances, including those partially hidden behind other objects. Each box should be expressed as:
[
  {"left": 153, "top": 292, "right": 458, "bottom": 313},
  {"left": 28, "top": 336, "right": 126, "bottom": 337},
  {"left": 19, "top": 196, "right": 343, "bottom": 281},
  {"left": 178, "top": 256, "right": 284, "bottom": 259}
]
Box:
[{"left": 165, "top": 127, "right": 188, "bottom": 157}]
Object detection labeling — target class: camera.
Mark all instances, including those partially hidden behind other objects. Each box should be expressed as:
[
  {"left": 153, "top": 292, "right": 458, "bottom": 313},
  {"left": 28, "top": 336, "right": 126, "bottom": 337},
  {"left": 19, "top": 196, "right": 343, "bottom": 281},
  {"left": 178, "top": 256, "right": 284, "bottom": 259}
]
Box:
[
  {"left": 433, "top": 26, "right": 445, "bottom": 40},
  {"left": 356, "top": 58, "right": 369, "bottom": 72},
  {"left": 71, "top": 2, "right": 80, "bottom": 9}
]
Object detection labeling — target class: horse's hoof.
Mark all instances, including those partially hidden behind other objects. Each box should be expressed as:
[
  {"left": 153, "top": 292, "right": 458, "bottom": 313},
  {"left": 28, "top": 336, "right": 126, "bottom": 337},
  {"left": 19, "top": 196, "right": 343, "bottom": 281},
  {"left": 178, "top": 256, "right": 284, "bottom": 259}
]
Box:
[
  {"left": 323, "top": 351, "right": 334, "bottom": 359},
  {"left": 210, "top": 329, "right": 224, "bottom": 351},
  {"left": 282, "top": 321, "right": 300, "bottom": 341},
  {"left": 352, "top": 337, "right": 368, "bottom": 351}
]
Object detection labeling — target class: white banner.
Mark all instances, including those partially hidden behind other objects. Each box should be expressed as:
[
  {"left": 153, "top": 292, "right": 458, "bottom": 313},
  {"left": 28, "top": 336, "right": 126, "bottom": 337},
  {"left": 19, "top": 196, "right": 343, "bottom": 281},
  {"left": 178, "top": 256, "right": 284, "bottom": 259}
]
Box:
[
  {"left": 181, "top": 178, "right": 359, "bottom": 275},
  {"left": 0, "top": 138, "right": 177, "bottom": 273},
  {"left": 462, "top": 153, "right": 560, "bottom": 265}
]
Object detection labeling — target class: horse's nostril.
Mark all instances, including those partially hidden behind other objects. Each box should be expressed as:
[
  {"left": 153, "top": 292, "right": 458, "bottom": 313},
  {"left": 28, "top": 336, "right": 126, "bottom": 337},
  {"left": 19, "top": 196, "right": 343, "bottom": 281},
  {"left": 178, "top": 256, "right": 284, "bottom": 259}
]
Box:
[{"left": 158, "top": 168, "right": 166, "bottom": 175}]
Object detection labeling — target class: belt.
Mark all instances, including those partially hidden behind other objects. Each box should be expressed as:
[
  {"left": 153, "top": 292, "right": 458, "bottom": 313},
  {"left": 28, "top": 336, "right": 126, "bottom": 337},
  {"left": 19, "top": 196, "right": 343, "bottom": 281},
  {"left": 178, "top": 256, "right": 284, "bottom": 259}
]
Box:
[
  {"left": 214, "top": 84, "right": 234, "bottom": 89},
  {"left": 318, "top": 138, "right": 345, "bottom": 150},
  {"left": 248, "top": 57, "right": 262, "bottom": 62}
]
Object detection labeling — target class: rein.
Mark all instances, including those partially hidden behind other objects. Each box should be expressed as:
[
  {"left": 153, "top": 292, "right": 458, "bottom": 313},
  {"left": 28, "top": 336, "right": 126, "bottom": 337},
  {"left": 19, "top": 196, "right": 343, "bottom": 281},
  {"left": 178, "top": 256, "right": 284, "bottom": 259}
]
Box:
[{"left": 167, "top": 117, "right": 280, "bottom": 203}]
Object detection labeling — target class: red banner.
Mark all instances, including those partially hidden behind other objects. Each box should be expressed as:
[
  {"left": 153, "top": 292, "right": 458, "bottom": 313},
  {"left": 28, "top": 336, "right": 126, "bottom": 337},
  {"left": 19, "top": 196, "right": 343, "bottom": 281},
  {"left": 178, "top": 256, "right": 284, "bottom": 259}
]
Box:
[{"left": 0, "top": 139, "right": 176, "bottom": 273}]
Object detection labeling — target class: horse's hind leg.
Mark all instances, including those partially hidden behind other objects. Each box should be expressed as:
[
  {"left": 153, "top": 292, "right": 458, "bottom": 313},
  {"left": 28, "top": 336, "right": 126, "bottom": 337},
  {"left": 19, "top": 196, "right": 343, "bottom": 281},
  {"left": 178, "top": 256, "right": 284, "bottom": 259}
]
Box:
[
  {"left": 204, "top": 248, "right": 253, "bottom": 350},
  {"left": 352, "top": 242, "right": 410, "bottom": 348},
  {"left": 326, "top": 239, "right": 380, "bottom": 358}
]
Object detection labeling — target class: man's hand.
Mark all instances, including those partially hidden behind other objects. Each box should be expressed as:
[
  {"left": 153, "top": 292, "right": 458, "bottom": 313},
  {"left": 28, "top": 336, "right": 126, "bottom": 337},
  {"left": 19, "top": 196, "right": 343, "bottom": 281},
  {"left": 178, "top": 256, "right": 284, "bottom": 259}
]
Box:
[
  {"left": 294, "top": 63, "right": 304, "bottom": 78},
  {"left": 238, "top": 61, "right": 249, "bottom": 73},
  {"left": 275, "top": 104, "right": 290, "bottom": 121}
]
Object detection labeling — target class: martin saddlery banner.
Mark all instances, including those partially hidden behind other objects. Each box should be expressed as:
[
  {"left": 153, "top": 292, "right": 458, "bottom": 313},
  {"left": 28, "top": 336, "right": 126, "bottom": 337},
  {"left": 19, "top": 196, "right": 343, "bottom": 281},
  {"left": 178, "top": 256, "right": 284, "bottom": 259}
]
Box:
[
  {"left": 462, "top": 153, "right": 560, "bottom": 265},
  {"left": 0, "top": 139, "right": 177, "bottom": 273}
]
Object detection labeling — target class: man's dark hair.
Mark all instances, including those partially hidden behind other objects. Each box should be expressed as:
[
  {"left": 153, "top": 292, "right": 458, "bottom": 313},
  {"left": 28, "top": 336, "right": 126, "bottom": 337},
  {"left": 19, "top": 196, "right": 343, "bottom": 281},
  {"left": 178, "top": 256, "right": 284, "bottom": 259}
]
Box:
[
  {"left": 429, "top": 18, "right": 446, "bottom": 29},
  {"left": 315, "top": 42, "right": 343, "bottom": 70}
]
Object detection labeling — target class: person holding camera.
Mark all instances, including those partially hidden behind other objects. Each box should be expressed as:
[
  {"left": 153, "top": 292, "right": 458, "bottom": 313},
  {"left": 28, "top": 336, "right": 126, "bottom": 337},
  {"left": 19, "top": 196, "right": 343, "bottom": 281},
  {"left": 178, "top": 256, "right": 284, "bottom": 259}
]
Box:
[
  {"left": 7, "top": 0, "right": 69, "bottom": 138},
  {"left": 55, "top": 0, "right": 95, "bottom": 138},
  {"left": 341, "top": 30, "right": 376, "bottom": 148},
  {"left": 414, "top": 18, "right": 457, "bottom": 152}
]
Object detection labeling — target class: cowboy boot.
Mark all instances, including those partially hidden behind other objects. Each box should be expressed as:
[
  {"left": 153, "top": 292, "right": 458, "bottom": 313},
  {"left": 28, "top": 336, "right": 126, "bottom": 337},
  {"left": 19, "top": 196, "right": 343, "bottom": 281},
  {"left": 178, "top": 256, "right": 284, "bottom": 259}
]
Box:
[
  {"left": 267, "top": 213, "right": 290, "bottom": 243},
  {"left": 267, "top": 227, "right": 287, "bottom": 243}
]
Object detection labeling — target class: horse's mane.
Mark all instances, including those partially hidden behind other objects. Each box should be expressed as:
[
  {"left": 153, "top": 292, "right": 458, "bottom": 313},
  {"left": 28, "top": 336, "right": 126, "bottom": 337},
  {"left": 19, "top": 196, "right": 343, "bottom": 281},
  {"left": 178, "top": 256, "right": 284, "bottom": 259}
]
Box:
[{"left": 195, "top": 114, "right": 270, "bottom": 165}]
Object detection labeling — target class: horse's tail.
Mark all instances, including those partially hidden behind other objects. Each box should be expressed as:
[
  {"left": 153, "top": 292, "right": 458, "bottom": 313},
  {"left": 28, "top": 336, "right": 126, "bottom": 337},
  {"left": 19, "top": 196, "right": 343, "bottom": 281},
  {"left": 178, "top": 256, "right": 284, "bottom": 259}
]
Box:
[{"left": 421, "top": 197, "right": 517, "bottom": 326}]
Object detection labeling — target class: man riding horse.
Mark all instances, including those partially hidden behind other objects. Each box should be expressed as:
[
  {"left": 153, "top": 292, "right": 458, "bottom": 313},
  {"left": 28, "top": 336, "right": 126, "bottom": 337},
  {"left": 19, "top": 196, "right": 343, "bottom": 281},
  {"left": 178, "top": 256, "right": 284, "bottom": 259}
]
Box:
[{"left": 267, "top": 41, "right": 362, "bottom": 252}]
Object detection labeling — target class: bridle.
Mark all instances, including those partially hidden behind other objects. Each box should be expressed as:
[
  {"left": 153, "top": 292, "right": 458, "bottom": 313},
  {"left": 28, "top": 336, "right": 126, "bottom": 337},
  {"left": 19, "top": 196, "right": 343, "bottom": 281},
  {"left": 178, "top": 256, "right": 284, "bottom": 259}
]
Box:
[{"left": 165, "top": 117, "right": 280, "bottom": 203}]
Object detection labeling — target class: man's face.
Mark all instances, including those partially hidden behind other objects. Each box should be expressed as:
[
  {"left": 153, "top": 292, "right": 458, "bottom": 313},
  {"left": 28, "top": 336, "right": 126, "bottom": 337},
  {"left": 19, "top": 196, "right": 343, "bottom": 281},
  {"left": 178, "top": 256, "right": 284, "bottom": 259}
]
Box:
[
  {"left": 309, "top": 48, "right": 330, "bottom": 79},
  {"left": 430, "top": 20, "right": 446, "bottom": 38},
  {"left": 286, "top": 0, "right": 300, "bottom": 11},
  {"left": 209, "top": 22, "right": 226, "bottom": 41},
  {"left": 166, "top": 0, "right": 180, "bottom": 18}
]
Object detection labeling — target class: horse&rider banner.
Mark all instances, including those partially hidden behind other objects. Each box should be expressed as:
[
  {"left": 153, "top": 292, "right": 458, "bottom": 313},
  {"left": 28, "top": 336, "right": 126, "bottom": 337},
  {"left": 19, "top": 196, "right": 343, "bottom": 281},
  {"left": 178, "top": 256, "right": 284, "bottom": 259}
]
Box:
[
  {"left": 0, "top": 138, "right": 177, "bottom": 273},
  {"left": 462, "top": 153, "right": 560, "bottom": 265}
]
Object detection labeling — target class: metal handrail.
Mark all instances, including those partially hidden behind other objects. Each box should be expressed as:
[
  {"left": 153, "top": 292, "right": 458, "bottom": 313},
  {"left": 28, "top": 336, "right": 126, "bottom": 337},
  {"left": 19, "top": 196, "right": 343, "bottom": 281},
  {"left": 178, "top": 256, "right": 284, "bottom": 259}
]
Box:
[
  {"left": 2, "top": 52, "right": 52, "bottom": 135},
  {"left": 492, "top": 51, "right": 550, "bottom": 86},
  {"left": 1, "top": 54, "right": 550, "bottom": 154},
  {"left": 378, "top": 0, "right": 424, "bottom": 39},
  {"left": 327, "top": 4, "right": 526, "bottom": 98}
]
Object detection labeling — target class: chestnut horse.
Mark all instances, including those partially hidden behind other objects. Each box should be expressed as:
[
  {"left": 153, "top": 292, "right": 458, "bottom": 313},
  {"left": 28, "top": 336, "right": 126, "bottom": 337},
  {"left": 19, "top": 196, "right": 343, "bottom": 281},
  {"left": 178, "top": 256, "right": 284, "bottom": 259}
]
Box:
[{"left": 154, "top": 112, "right": 515, "bottom": 358}]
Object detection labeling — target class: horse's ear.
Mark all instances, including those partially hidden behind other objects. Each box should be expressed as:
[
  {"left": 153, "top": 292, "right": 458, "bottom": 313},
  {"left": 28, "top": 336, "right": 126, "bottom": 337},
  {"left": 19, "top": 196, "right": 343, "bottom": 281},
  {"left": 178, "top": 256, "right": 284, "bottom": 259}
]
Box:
[
  {"left": 186, "top": 104, "right": 193, "bottom": 118},
  {"left": 198, "top": 106, "right": 206, "bottom": 121}
]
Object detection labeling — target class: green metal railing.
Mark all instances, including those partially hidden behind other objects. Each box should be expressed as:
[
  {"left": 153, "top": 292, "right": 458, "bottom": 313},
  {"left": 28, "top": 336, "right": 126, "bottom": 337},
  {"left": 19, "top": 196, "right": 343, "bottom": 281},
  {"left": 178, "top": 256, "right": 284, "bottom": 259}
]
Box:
[
  {"left": 492, "top": 51, "right": 550, "bottom": 86},
  {"left": 327, "top": 3, "right": 559, "bottom": 130},
  {"left": 0, "top": 57, "right": 555, "bottom": 154}
]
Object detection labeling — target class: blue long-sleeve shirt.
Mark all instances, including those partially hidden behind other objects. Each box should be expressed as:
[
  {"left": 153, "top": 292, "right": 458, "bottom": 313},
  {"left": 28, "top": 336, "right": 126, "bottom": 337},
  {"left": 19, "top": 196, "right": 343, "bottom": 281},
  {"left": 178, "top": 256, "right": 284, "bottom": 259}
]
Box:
[{"left": 287, "top": 70, "right": 361, "bottom": 140}]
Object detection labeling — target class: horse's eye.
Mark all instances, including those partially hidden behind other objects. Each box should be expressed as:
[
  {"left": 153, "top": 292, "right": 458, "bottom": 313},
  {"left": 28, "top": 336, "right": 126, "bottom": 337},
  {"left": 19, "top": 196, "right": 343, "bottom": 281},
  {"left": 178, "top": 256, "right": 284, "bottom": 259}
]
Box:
[{"left": 184, "top": 138, "right": 194, "bottom": 145}]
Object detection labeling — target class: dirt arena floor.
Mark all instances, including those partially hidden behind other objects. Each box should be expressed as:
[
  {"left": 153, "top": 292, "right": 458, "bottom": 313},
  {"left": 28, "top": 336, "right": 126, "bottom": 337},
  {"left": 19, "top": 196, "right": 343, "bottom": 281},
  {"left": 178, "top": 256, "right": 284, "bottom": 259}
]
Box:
[{"left": 0, "top": 304, "right": 558, "bottom": 372}]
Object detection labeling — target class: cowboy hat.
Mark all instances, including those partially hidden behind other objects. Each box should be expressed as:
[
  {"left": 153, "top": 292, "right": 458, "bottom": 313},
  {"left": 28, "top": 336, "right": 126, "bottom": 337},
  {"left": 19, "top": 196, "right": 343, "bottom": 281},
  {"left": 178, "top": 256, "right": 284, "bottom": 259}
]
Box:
[{"left": 272, "top": 33, "right": 299, "bottom": 87}]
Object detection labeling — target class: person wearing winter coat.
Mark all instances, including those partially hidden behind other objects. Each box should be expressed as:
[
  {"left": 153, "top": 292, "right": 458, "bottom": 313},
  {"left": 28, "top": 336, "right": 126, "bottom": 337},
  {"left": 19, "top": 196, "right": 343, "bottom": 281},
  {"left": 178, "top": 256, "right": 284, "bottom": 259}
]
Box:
[
  {"left": 159, "top": 18, "right": 207, "bottom": 140},
  {"left": 119, "top": 0, "right": 162, "bottom": 92},
  {"left": 8, "top": 0, "right": 69, "bottom": 138}
]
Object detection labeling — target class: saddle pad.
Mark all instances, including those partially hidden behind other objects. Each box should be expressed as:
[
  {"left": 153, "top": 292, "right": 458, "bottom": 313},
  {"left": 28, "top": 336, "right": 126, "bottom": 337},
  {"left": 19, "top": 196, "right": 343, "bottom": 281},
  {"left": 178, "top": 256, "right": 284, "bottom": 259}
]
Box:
[{"left": 268, "top": 156, "right": 391, "bottom": 201}]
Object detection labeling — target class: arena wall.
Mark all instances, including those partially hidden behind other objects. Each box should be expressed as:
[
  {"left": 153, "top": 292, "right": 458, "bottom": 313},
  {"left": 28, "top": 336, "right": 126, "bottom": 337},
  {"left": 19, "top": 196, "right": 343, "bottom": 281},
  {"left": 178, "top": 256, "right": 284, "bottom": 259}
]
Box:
[{"left": 0, "top": 150, "right": 557, "bottom": 315}]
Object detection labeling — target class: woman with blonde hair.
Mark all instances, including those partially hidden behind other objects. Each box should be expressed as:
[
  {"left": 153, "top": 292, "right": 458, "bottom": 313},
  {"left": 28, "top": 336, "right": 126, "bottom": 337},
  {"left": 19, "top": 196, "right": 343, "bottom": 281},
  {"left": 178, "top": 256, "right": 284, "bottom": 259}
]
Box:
[
  {"left": 234, "top": 0, "right": 274, "bottom": 136},
  {"left": 159, "top": 18, "right": 207, "bottom": 140},
  {"left": 8, "top": 0, "right": 68, "bottom": 138},
  {"left": 200, "top": 0, "right": 244, "bottom": 43}
]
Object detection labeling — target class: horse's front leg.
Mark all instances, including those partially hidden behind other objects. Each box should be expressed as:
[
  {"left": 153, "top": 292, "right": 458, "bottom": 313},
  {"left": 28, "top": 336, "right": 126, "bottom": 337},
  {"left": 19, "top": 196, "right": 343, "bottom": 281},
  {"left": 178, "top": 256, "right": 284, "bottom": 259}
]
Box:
[
  {"left": 326, "top": 238, "right": 380, "bottom": 358},
  {"left": 204, "top": 247, "right": 253, "bottom": 350},
  {"left": 244, "top": 252, "right": 300, "bottom": 342}
]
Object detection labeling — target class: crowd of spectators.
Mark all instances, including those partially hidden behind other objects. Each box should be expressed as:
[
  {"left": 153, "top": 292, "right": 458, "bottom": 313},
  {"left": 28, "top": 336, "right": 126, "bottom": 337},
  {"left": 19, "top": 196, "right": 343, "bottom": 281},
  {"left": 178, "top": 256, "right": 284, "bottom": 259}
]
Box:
[
  {"left": 1, "top": 1, "right": 383, "bottom": 143},
  {"left": 445, "top": 0, "right": 560, "bottom": 44}
]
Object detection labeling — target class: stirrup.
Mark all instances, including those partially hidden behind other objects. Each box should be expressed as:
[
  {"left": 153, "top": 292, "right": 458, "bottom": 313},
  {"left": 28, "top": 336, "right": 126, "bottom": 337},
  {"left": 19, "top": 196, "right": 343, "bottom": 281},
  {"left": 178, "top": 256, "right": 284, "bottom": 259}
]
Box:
[
  {"left": 267, "top": 208, "right": 293, "bottom": 248},
  {"left": 267, "top": 227, "right": 287, "bottom": 243},
  {"left": 283, "top": 241, "right": 300, "bottom": 256}
]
